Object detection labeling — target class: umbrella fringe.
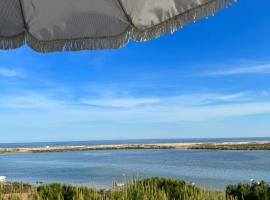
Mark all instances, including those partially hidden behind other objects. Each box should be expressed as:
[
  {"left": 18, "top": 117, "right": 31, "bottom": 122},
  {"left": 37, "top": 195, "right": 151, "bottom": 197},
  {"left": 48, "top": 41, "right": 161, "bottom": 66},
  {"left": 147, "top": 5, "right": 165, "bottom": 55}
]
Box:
[
  {"left": 0, "top": 33, "right": 26, "bottom": 50},
  {"left": 26, "top": 30, "right": 131, "bottom": 53},
  {"left": 131, "top": 0, "right": 236, "bottom": 42}
]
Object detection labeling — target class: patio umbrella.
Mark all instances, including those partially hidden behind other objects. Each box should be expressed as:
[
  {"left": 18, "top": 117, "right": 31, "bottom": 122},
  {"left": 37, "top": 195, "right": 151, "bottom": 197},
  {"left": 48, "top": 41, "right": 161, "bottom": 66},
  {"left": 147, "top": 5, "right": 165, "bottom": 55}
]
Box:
[{"left": 0, "top": 0, "right": 235, "bottom": 52}]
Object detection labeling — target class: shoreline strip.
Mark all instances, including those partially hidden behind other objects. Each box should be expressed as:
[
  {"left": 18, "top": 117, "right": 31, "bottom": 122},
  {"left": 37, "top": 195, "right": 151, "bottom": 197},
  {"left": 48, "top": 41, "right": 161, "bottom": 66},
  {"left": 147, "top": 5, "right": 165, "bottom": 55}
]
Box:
[{"left": 1, "top": 141, "right": 270, "bottom": 154}]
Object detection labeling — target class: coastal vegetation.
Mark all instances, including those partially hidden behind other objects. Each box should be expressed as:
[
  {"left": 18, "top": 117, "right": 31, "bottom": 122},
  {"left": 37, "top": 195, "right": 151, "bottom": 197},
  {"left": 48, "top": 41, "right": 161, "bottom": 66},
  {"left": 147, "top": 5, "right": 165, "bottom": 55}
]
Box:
[
  {"left": 226, "top": 181, "right": 270, "bottom": 200},
  {"left": 1, "top": 141, "right": 270, "bottom": 155},
  {"left": 1, "top": 177, "right": 269, "bottom": 200},
  {"left": 190, "top": 143, "right": 270, "bottom": 151}
]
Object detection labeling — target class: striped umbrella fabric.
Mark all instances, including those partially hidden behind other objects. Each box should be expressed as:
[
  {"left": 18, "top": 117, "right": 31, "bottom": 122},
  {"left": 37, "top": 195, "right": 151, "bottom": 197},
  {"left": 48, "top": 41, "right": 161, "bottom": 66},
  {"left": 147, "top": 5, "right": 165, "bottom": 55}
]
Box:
[{"left": 0, "top": 0, "right": 235, "bottom": 52}]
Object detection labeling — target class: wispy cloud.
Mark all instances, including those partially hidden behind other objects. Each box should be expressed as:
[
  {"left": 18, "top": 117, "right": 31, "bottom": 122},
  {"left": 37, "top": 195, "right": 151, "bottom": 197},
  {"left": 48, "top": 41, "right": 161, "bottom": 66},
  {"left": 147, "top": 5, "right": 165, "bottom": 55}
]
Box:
[
  {"left": 204, "top": 64, "right": 270, "bottom": 76},
  {"left": 163, "top": 92, "right": 250, "bottom": 106},
  {"left": 0, "top": 68, "right": 24, "bottom": 78},
  {"left": 81, "top": 97, "right": 160, "bottom": 108},
  {"left": 0, "top": 93, "right": 64, "bottom": 109},
  {"left": 1, "top": 90, "right": 268, "bottom": 124}
]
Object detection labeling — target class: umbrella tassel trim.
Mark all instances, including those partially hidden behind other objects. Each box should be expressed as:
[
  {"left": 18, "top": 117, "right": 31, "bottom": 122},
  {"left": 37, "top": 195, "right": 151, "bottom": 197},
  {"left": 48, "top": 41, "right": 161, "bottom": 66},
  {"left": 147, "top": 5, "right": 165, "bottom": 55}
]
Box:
[
  {"left": 0, "top": 30, "right": 131, "bottom": 52},
  {"left": 26, "top": 30, "right": 131, "bottom": 53},
  {"left": 131, "top": 0, "right": 236, "bottom": 41},
  {"left": 0, "top": 33, "right": 26, "bottom": 50}
]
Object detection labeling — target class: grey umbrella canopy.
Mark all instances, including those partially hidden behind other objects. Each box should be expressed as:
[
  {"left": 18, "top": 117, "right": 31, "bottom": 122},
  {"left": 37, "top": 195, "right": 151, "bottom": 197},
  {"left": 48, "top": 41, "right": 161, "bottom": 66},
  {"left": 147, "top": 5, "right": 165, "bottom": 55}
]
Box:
[{"left": 0, "top": 0, "right": 235, "bottom": 52}]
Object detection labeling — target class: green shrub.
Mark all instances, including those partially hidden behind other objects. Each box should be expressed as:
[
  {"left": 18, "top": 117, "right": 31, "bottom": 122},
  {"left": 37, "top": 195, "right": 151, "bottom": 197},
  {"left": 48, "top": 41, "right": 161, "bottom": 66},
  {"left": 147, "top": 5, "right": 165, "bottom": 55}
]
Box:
[
  {"left": 37, "top": 183, "right": 62, "bottom": 200},
  {"left": 1, "top": 178, "right": 269, "bottom": 200},
  {"left": 131, "top": 177, "right": 226, "bottom": 200},
  {"left": 37, "top": 183, "right": 106, "bottom": 200},
  {"left": 226, "top": 181, "right": 270, "bottom": 200}
]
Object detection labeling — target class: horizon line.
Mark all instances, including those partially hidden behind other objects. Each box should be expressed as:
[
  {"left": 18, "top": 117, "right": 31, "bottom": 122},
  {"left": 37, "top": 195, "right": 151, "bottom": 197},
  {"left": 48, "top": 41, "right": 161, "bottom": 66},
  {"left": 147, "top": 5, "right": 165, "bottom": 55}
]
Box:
[{"left": 1, "top": 136, "right": 270, "bottom": 145}]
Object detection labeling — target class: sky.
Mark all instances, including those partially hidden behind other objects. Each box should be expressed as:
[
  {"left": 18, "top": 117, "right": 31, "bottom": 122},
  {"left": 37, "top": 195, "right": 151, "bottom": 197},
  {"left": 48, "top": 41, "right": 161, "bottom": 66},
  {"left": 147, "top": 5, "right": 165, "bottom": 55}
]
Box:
[{"left": 1, "top": 0, "right": 270, "bottom": 143}]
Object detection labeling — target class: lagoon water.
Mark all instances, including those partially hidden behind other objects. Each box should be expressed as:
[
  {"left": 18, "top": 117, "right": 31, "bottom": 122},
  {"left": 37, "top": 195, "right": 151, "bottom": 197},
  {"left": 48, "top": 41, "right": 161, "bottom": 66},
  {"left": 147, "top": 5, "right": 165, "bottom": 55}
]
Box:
[{"left": 0, "top": 138, "right": 270, "bottom": 190}]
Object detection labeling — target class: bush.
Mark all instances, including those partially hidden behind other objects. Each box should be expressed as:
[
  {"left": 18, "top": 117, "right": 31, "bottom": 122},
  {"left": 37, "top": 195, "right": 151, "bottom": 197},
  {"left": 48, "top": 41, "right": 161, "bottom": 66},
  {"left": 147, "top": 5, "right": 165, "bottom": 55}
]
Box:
[
  {"left": 1, "top": 178, "right": 270, "bottom": 200},
  {"left": 37, "top": 183, "right": 103, "bottom": 200},
  {"left": 134, "top": 177, "right": 226, "bottom": 200},
  {"left": 226, "top": 181, "right": 270, "bottom": 200}
]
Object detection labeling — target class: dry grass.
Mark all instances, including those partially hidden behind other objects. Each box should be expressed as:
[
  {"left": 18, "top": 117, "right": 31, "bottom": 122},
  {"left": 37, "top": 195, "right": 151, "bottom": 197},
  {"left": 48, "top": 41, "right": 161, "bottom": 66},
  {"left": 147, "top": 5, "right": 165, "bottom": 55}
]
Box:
[{"left": 0, "top": 178, "right": 230, "bottom": 200}]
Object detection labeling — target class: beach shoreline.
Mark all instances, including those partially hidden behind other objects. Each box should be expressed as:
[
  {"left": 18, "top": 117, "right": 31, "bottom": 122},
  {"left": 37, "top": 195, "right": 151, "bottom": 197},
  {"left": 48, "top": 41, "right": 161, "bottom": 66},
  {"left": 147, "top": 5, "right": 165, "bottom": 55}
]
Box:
[{"left": 1, "top": 141, "right": 270, "bottom": 154}]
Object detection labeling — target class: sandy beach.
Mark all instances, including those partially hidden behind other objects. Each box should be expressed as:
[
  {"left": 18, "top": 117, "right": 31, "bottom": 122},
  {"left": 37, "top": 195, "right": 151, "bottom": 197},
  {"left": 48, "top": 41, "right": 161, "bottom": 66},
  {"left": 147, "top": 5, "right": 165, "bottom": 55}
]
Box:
[{"left": 1, "top": 141, "right": 270, "bottom": 154}]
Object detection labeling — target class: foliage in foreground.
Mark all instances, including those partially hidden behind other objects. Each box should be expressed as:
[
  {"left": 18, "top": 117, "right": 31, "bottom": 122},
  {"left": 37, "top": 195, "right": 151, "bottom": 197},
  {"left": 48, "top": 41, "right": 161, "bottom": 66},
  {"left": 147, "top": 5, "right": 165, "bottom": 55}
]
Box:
[
  {"left": 0, "top": 177, "right": 269, "bottom": 200},
  {"left": 226, "top": 181, "right": 270, "bottom": 200}
]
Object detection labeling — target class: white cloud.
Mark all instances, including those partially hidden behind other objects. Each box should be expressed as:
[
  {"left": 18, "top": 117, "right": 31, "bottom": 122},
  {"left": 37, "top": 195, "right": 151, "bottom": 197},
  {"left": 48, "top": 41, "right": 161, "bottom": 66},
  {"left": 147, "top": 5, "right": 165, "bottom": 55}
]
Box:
[
  {"left": 163, "top": 92, "right": 249, "bottom": 106},
  {"left": 1, "top": 91, "right": 269, "bottom": 124},
  {"left": 80, "top": 97, "right": 160, "bottom": 108},
  {"left": 204, "top": 64, "right": 270, "bottom": 76},
  {"left": 0, "top": 94, "right": 64, "bottom": 109},
  {"left": 0, "top": 68, "right": 23, "bottom": 78}
]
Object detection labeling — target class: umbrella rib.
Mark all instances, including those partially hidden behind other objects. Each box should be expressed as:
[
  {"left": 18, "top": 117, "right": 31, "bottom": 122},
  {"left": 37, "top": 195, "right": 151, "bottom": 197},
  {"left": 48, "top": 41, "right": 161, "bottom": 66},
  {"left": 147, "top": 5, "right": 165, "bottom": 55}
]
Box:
[
  {"left": 117, "top": 0, "right": 135, "bottom": 28},
  {"left": 18, "top": 0, "right": 28, "bottom": 32}
]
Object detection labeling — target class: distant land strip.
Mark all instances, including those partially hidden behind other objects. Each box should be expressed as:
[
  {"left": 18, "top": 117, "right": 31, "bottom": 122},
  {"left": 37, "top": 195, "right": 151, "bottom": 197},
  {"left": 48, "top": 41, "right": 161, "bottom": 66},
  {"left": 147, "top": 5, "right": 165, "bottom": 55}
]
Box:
[{"left": 1, "top": 141, "right": 270, "bottom": 154}]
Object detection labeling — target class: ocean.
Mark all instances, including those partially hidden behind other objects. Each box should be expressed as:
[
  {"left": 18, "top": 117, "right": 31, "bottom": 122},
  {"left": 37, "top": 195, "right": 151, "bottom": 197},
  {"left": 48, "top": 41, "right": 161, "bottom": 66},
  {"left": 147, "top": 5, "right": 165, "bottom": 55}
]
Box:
[{"left": 0, "top": 138, "right": 270, "bottom": 190}]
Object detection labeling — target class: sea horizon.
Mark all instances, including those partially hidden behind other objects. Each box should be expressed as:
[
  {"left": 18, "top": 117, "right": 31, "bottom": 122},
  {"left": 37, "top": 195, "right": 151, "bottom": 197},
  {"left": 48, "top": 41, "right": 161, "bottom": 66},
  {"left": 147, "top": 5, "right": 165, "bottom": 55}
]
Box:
[{"left": 1, "top": 137, "right": 270, "bottom": 148}]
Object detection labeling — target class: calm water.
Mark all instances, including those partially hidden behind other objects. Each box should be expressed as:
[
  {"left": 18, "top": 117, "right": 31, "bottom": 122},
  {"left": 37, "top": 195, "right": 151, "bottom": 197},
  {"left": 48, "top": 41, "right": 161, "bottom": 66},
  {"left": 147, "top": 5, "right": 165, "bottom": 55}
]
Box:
[{"left": 1, "top": 141, "right": 270, "bottom": 190}]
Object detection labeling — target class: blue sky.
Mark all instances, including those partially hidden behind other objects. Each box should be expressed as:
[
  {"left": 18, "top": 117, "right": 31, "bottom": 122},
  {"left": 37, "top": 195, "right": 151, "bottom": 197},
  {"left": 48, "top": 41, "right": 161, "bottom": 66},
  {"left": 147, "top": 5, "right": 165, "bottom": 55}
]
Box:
[{"left": 1, "top": 0, "right": 270, "bottom": 143}]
